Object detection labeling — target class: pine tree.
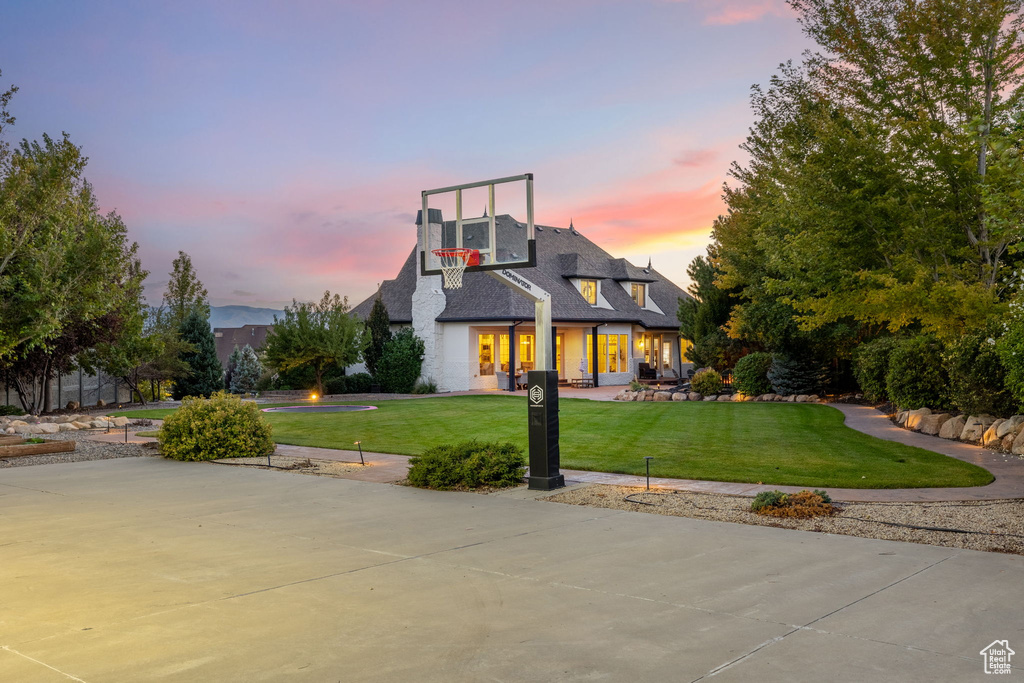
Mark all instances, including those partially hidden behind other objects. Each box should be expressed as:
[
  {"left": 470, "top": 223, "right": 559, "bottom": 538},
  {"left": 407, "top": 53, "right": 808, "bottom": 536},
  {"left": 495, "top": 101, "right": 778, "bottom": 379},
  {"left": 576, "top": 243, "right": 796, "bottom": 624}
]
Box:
[
  {"left": 230, "top": 344, "right": 262, "bottom": 394},
  {"left": 363, "top": 296, "right": 391, "bottom": 379},
  {"left": 224, "top": 346, "right": 241, "bottom": 391},
  {"left": 172, "top": 310, "right": 223, "bottom": 399}
]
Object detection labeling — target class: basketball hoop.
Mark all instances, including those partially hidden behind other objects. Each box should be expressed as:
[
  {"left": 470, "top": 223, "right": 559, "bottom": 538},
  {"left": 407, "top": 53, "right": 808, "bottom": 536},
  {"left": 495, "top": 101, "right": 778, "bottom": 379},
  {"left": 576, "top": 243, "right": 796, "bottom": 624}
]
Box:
[{"left": 432, "top": 248, "right": 478, "bottom": 289}]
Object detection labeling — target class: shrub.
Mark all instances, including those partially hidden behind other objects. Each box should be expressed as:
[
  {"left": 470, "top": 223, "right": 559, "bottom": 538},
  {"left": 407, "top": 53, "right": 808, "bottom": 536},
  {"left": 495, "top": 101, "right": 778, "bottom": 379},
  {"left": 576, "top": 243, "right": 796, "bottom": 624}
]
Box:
[
  {"left": 751, "top": 489, "right": 834, "bottom": 518},
  {"left": 412, "top": 378, "right": 438, "bottom": 394},
  {"left": 377, "top": 328, "right": 425, "bottom": 393},
  {"left": 852, "top": 336, "right": 898, "bottom": 402},
  {"left": 750, "top": 489, "right": 787, "bottom": 512},
  {"left": 998, "top": 294, "right": 1024, "bottom": 411},
  {"left": 690, "top": 368, "right": 723, "bottom": 395},
  {"left": 885, "top": 334, "right": 947, "bottom": 410},
  {"left": 945, "top": 325, "right": 1012, "bottom": 416},
  {"left": 732, "top": 352, "right": 773, "bottom": 396},
  {"left": 629, "top": 380, "right": 645, "bottom": 392},
  {"left": 767, "top": 352, "right": 826, "bottom": 396},
  {"left": 0, "top": 404, "right": 25, "bottom": 416},
  {"left": 159, "top": 391, "right": 274, "bottom": 461},
  {"left": 407, "top": 440, "right": 526, "bottom": 490},
  {"left": 324, "top": 373, "right": 373, "bottom": 394}
]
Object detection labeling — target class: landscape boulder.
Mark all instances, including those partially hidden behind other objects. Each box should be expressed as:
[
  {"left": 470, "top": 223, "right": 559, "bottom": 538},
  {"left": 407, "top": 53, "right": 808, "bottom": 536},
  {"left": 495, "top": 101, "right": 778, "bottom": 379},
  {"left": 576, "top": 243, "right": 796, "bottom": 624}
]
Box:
[
  {"left": 938, "top": 415, "right": 967, "bottom": 439},
  {"left": 66, "top": 401, "right": 80, "bottom": 410},
  {"left": 717, "top": 394, "right": 732, "bottom": 401},
  {"left": 917, "top": 413, "right": 952, "bottom": 436},
  {"left": 57, "top": 422, "right": 79, "bottom": 432},
  {"left": 36, "top": 423, "right": 59, "bottom": 434},
  {"left": 672, "top": 392, "right": 686, "bottom": 401},
  {"left": 795, "top": 394, "right": 809, "bottom": 403},
  {"left": 688, "top": 392, "right": 702, "bottom": 402},
  {"left": 71, "top": 421, "right": 93, "bottom": 430},
  {"left": 703, "top": 395, "right": 717, "bottom": 401},
  {"left": 983, "top": 420, "right": 1006, "bottom": 449},
  {"left": 960, "top": 416, "right": 996, "bottom": 443},
  {"left": 996, "top": 415, "right": 1024, "bottom": 439},
  {"left": 904, "top": 408, "right": 932, "bottom": 431},
  {"left": 654, "top": 392, "right": 672, "bottom": 402},
  {"left": 1013, "top": 429, "right": 1024, "bottom": 456}
]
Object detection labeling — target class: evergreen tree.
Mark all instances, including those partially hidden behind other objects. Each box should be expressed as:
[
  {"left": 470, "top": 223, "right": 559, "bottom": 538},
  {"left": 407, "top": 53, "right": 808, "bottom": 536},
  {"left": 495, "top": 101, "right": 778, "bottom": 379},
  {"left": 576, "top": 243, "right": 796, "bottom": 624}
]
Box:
[
  {"left": 377, "top": 328, "right": 425, "bottom": 393},
  {"left": 230, "top": 344, "right": 262, "bottom": 394},
  {"left": 172, "top": 310, "right": 223, "bottom": 399},
  {"left": 163, "top": 251, "right": 210, "bottom": 331},
  {"left": 224, "top": 346, "right": 241, "bottom": 391},
  {"left": 363, "top": 296, "right": 391, "bottom": 379},
  {"left": 677, "top": 253, "right": 740, "bottom": 371}
]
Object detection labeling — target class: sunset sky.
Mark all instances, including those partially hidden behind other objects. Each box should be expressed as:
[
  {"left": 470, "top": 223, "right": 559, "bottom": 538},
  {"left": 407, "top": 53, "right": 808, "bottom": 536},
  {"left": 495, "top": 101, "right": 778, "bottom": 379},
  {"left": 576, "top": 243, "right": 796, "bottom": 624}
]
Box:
[{"left": 1, "top": 0, "right": 811, "bottom": 309}]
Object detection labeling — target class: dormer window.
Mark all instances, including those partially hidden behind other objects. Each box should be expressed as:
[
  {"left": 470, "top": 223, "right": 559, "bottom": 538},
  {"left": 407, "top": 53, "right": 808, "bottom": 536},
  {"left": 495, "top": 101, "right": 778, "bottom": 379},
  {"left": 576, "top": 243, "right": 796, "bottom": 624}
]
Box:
[
  {"left": 631, "top": 283, "right": 646, "bottom": 307},
  {"left": 580, "top": 279, "right": 597, "bottom": 305}
]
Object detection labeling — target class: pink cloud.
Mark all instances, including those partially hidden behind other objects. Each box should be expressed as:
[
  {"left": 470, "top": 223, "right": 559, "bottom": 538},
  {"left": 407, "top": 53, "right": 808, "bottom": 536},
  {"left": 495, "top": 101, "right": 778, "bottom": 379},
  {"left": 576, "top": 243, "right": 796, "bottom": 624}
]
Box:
[{"left": 670, "top": 0, "right": 794, "bottom": 26}]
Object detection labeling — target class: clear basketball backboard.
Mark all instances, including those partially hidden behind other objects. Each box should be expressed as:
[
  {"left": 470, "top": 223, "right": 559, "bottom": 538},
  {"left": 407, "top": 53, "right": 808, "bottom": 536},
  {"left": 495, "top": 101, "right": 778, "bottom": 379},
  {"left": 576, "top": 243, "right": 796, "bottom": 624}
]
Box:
[{"left": 419, "top": 173, "right": 536, "bottom": 276}]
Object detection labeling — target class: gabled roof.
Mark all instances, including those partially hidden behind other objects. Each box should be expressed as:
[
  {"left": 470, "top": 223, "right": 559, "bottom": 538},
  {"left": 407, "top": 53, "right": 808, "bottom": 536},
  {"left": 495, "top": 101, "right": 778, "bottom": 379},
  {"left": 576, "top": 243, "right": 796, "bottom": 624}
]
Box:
[{"left": 352, "top": 215, "right": 689, "bottom": 330}]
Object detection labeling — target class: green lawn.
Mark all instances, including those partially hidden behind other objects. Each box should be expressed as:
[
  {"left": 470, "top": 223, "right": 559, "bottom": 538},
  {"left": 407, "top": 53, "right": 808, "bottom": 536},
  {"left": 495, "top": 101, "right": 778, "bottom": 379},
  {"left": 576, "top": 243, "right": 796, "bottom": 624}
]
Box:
[{"left": 115, "top": 396, "right": 993, "bottom": 489}]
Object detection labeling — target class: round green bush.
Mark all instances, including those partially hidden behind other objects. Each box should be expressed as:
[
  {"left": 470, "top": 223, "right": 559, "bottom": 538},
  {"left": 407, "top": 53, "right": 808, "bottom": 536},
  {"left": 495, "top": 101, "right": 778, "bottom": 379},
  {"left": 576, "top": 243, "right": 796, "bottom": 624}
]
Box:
[
  {"left": 852, "top": 336, "right": 898, "bottom": 402},
  {"left": 407, "top": 440, "right": 525, "bottom": 490},
  {"left": 732, "top": 352, "right": 773, "bottom": 396},
  {"left": 690, "top": 368, "right": 723, "bottom": 395},
  {"left": 885, "top": 335, "right": 948, "bottom": 410},
  {"left": 377, "top": 328, "right": 425, "bottom": 393},
  {"left": 159, "top": 391, "right": 274, "bottom": 461},
  {"left": 945, "top": 324, "right": 1012, "bottom": 416},
  {"left": 324, "top": 372, "right": 373, "bottom": 394}
]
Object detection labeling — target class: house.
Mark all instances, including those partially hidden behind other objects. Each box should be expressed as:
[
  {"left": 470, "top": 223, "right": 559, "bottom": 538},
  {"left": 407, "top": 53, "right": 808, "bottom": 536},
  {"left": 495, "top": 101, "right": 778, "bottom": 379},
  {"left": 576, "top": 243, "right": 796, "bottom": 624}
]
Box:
[
  {"left": 213, "top": 324, "right": 271, "bottom": 369},
  {"left": 351, "top": 212, "right": 691, "bottom": 392},
  {"left": 980, "top": 640, "right": 1014, "bottom": 674}
]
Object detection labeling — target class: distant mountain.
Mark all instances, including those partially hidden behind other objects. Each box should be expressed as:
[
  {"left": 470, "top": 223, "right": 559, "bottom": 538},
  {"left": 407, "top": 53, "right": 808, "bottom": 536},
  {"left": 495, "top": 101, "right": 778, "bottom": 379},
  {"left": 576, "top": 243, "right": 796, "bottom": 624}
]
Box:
[{"left": 209, "top": 305, "right": 283, "bottom": 330}]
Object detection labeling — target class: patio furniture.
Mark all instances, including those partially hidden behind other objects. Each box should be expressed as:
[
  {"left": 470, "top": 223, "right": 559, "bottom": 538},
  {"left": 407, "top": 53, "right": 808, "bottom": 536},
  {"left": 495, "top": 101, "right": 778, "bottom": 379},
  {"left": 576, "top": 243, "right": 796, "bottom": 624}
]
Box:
[
  {"left": 496, "top": 370, "right": 510, "bottom": 392},
  {"left": 571, "top": 375, "right": 594, "bottom": 388},
  {"left": 638, "top": 363, "right": 657, "bottom": 380}
]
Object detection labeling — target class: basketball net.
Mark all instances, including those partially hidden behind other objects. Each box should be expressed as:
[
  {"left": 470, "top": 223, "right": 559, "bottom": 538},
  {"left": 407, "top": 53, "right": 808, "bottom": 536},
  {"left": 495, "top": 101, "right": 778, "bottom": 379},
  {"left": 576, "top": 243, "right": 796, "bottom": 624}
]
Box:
[{"left": 432, "top": 248, "right": 475, "bottom": 289}]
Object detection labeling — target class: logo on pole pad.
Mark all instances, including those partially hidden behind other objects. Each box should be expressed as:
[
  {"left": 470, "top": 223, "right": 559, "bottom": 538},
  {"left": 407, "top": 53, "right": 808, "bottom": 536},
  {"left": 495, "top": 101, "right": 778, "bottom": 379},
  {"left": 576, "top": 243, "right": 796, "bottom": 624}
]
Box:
[{"left": 530, "top": 385, "right": 544, "bottom": 405}]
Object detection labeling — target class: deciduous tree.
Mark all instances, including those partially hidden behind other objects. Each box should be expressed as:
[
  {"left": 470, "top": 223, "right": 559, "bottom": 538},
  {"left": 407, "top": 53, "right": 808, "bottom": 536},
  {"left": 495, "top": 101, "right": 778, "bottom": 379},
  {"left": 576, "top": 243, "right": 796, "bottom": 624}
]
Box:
[{"left": 262, "top": 291, "right": 362, "bottom": 396}]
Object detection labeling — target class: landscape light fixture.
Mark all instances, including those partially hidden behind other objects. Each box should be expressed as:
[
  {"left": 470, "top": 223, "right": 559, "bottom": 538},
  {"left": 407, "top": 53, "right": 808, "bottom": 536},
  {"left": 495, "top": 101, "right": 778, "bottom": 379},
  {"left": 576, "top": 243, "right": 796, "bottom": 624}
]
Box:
[
  {"left": 310, "top": 393, "right": 319, "bottom": 401},
  {"left": 354, "top": 441, "right": 364, "bottom": 465},
  {"left": 644, "top": 456, "right": 654, "bottom": 490}
]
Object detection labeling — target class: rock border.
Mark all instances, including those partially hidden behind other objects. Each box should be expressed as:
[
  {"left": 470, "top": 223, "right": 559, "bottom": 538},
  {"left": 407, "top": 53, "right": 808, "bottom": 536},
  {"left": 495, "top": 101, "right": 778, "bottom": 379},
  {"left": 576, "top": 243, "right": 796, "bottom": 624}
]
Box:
[
  {"left": 613, "top": 389, "right": 824, "bottom": 404},
  {"left": 893, "top": 407, "right": 1024, "bottom": 455},
  {"left": 0, "top": 413, "right": 132, "bottom": 436}
]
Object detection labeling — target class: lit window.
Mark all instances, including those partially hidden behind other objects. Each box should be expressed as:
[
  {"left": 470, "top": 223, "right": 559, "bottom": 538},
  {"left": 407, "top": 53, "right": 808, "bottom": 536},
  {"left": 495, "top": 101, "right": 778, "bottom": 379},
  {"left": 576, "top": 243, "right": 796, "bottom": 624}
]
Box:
[
  {"left": 500, "top": 334, "right": 509, "bottom": 372},
  {"left": 631, "top": 283, "right": 646, "bottom": 307},
  {"left": 580, "top": 279, "right": 597, "bottom": 305},
  {"left": 479, "top": 334, "right": 494, "bottom": 375}
]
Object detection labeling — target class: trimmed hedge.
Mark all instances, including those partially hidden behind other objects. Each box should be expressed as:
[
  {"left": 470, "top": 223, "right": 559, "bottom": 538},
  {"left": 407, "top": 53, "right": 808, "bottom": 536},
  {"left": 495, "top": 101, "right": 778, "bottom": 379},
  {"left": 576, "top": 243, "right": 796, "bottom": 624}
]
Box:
[
  {"left": 0, "top": 404, "right": 26, "bottom": 416},
  {"left": 852, "top": 336, "right": 898, "bottom": 402},
  {"left": 885, "top": 334, "right": 947, "bottom": 410},
  {"left": 159, "top": 391, "right": 274, "bottom": 461},
  {"left": 407, "top": 440, "right": 525, "bottom": 490},
  {"left": 732, "top": 352, "right": 773, "bottom": 396},
  {"left": 324, "top": 373, "right": 373, "bottom": 395}
]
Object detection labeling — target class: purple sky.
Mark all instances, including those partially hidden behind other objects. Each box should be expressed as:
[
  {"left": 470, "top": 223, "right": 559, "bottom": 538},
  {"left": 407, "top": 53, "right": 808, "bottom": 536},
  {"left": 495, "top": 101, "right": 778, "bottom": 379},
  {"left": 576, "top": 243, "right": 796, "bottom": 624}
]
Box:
[{"left": 1, "top": 0, "right": 811, "bottom": 309}]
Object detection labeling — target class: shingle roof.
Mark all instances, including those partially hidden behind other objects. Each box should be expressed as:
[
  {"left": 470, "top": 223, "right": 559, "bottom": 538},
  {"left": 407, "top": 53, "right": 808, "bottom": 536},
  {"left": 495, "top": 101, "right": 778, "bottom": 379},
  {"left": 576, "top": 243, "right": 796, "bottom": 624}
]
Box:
[
  {"left": 352, "top": 215, "right": 689, "bottom": 329},
  {"left": 213, "top": 325, "right": 271, "bottom": 368}
]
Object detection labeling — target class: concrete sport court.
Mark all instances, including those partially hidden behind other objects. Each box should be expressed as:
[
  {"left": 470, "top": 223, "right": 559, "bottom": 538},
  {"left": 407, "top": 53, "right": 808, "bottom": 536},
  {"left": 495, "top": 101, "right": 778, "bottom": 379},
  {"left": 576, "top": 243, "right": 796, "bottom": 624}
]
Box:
[{"left": 2, "top": 457, "right": 1021, "bottom": 682}]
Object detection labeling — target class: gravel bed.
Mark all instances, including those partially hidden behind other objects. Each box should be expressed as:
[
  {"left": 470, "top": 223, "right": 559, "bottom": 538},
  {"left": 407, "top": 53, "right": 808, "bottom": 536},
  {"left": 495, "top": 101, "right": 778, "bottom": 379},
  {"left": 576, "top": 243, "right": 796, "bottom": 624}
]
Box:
[
  {"left": 0, "top": 428, "right": 154, "bottom": 469},
  {"left": 544, "top": 485, "right": 1024, "bottom": 555}
]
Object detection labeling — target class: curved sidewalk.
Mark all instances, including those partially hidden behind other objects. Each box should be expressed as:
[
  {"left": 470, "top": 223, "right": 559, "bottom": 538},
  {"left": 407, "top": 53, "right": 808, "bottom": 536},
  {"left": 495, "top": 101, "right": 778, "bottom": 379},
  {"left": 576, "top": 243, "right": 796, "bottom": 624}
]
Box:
[{"left": 102, "top": 401, "right": 1024, "bottom": 502}]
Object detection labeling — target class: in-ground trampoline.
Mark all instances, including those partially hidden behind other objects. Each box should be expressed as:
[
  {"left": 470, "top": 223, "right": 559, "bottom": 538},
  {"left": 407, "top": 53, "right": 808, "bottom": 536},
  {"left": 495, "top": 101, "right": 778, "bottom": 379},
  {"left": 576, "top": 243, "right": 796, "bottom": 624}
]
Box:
[{"left": 261, "top": 405, "right": 378, "bottom": 413}]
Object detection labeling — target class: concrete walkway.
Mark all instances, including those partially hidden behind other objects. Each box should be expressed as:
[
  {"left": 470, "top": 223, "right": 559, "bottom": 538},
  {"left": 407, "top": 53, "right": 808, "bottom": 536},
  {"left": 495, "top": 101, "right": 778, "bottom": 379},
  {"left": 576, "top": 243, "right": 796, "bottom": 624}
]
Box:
[
  {"left": 2, "top": 457, "right": 1021, "bottom": 681},
  {"left": 104, "top": 399, "right": 1024, "bottom": 502}
]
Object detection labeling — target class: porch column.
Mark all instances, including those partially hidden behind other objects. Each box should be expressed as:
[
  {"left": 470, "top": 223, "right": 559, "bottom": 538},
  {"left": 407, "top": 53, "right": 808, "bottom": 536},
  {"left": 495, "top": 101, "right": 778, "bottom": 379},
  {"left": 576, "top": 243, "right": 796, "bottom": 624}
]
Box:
[
  {"left": 507, "top": 324, "right": 517, "bottom": 392},
  {"left": 551, "top": 326, "right": 557, "bottom": 377},
  {"left": 591, "top": 326, "right": 600, "bottom": 388}
]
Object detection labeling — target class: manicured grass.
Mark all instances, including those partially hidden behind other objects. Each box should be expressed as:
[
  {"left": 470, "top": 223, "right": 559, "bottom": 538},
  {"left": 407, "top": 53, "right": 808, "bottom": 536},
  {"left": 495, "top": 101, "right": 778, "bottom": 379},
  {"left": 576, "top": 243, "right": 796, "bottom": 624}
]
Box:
[{"left": 116, "top": 396, "right": 993, "bottom": 489}]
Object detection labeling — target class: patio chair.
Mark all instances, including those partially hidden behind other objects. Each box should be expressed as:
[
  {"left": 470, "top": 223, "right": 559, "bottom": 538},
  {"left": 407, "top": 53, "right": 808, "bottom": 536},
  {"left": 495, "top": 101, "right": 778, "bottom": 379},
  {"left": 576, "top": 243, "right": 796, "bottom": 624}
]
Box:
[
  {"left": 496, "top": 370, "right": 510, "bottom": 392},
  {"left": 638, "top": 362, "right": 657, "bottom": 380}
]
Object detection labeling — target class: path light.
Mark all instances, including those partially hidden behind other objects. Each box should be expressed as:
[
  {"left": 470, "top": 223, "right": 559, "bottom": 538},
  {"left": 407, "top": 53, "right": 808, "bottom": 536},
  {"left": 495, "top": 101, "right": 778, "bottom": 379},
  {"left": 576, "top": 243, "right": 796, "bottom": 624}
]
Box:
[
  {"left": 644, "top": 456, "right": 654, "bottom": 491},
  {"left": 354, "top": 441, "right": 365, "bottom": 466},
  {"left": 310, "top": 393, "right": 319, "bottom": 401}
]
